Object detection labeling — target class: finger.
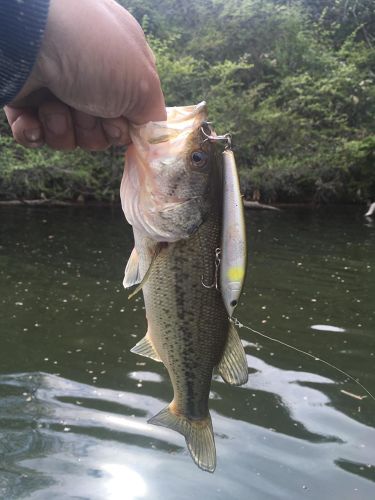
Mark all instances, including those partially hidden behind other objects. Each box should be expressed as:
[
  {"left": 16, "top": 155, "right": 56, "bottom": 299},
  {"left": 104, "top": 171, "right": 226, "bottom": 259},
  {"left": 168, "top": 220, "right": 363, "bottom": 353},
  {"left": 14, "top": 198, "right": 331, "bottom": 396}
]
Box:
[
  {"left": 101, "top": 116, "right": 131, "bottom": 146},
  {"left": 4, "top": 106, "right": 44, "bottom": 148},
  {"left": 126, "top": 67, "right": 167, "bottom": 125},
  {"left": 73, "top": 110, "right": 110, "bottom": 151},
  {"left": 38, "top": 101, "right": 76, "bottom": 151}
]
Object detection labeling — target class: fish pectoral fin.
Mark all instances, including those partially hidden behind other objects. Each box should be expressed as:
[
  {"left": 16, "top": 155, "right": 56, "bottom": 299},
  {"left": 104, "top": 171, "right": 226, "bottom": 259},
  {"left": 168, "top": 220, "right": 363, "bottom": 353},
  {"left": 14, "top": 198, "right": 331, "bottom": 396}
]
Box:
[
  {"left": 123, "top": 247, "right": 141, "bottom": 289},
  {"left": 130, "top": 333, "right": 162, "bottom": 362},
  {"left": 148, "top": 405, "right": 216, "bottom": 473},
  {"left": 127, "top": 244, "right": 162, "bottom": 300},
  {"left": 218, "top": 322, "right": 248, "bottom": 386}
]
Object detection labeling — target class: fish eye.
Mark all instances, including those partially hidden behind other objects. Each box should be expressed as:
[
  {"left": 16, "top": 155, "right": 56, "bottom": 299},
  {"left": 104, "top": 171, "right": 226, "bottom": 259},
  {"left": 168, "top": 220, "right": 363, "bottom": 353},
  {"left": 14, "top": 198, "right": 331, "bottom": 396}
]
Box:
[{"left": 191, "top": 150, "right": 208, "bottom": 167}]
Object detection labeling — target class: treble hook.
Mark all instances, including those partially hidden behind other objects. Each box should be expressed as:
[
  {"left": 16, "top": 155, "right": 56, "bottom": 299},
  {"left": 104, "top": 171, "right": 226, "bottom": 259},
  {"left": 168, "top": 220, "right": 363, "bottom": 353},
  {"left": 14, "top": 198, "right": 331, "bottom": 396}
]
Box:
[
  {"left": 200, "top": 127, "right": 232, "bottom": 149},
  {"left": 201, "top": 248, "right": 221, "bottom": 289}
]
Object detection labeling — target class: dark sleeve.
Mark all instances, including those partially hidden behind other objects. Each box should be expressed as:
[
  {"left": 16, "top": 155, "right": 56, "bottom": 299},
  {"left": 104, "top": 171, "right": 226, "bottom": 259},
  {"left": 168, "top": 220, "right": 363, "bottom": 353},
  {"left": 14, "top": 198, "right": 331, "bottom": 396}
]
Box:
[{"left": 0, "top": 0, "right": 50, "bottom": 107}]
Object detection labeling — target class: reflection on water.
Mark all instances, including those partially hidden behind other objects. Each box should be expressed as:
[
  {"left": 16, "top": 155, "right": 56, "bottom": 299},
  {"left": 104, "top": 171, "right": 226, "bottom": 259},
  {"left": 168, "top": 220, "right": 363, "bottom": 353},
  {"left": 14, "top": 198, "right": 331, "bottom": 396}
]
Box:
[
  {"left": 102, "top": 464, "right": 147, "bottom": 500},
  {"left": 0, "top": 366, "right": 374, "bottom": 499},
  {"left": 310, "top": 324, "right": 346, "bottom": 333},
  {"left": 0, "top": 207, "right": 374, "bottom": 499}
]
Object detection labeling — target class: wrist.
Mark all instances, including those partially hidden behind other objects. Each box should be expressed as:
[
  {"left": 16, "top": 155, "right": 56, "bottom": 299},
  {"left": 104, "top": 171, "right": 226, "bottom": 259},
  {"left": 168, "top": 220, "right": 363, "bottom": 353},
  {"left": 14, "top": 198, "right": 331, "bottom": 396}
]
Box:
[{"left": 0, "top": 0, "right": 50, "bottom": 106}]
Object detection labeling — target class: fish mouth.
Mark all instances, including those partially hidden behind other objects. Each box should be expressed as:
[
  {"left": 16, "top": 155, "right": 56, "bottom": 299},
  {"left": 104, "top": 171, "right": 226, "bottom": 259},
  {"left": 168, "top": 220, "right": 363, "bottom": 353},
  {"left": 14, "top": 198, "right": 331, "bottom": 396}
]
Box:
[{"left": 121, "top": 102, "right": 211, "bottom": 243}]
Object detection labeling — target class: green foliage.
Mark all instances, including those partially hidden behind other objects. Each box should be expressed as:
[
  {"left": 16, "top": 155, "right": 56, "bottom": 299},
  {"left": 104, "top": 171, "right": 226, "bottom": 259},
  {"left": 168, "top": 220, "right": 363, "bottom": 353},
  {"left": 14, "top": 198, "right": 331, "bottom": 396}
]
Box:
[
  {"left": 1, "top": 0, "right": 374, "bottom": 203},
  {"left": 145, "top": 0, "right": 375, "bottom": 203},
  {"left": 0, "top": 126, "right": 124, "bottom": 201}
]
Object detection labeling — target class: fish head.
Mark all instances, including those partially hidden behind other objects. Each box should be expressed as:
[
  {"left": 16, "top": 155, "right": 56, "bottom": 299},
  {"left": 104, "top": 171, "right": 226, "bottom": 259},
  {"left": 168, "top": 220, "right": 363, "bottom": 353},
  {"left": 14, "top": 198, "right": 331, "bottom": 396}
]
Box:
[{"left": 121, "top": 102, "right": 217, "bottom": 242}]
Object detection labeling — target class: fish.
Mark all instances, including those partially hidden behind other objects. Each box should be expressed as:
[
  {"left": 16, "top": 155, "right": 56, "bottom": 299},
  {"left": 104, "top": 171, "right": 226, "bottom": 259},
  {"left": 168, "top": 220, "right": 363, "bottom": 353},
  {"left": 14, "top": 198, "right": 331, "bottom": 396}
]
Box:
[{"left": 120, "top": 102, "right": 248, "bottom": 472}]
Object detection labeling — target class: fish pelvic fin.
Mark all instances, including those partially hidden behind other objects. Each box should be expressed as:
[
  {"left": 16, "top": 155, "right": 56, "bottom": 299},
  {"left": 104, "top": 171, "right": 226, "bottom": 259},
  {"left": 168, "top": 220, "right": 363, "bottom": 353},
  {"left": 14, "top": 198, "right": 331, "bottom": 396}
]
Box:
[
  {"left": 130, "top": 333, "right": 162, "bottom": 362},
  {"left": 148, "top": 405, "right": 216, "bottom": 473},
  {"left": 123, "top": 247, "right": 141, "bottom": 289},
  {"left": 127, "top": 244, "right": 162, "bottom": 300},
  {"left": 218, "top": 321, "right": 248, "bottom": 386}
]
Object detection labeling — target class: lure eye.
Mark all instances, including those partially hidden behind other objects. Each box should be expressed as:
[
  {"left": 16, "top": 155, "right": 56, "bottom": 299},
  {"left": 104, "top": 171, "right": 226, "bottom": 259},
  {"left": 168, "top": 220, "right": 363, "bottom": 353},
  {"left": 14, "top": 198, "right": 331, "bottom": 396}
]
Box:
[{"left": 191, "top": 150, "right": 208, "bottom": 168}]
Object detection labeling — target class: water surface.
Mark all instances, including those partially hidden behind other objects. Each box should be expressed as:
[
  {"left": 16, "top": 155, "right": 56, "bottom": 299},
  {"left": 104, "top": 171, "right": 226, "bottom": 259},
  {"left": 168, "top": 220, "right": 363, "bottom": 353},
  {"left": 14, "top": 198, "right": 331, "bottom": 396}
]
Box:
[{"left": 0, "top": 206, "right": 374, "bottom": 499}]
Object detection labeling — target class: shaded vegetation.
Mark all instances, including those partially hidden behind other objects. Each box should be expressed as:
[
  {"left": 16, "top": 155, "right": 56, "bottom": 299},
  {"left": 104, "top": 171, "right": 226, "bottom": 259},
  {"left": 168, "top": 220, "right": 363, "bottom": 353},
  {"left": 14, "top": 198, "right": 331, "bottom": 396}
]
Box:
[
  {"left": 0, "top": 130, "right": 123, "bottom": 202},
  {"left": 1, "top": 0, "right": 374, "bottom": 203}
]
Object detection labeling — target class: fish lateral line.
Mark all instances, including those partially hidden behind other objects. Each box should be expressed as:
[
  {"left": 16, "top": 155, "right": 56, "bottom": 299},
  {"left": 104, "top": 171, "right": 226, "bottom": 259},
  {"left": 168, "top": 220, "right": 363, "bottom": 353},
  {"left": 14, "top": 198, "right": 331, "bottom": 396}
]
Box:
[{"left": 232, "top": 317, "right": 375, "bottom": 404}]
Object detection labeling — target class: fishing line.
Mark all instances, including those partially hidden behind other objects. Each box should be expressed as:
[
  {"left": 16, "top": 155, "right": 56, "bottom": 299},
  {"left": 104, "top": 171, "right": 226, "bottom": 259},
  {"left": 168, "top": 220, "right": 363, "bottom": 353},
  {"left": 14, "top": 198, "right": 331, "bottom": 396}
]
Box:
[{"left": 232, "top": 317, "right": 375, "bottom": 403}]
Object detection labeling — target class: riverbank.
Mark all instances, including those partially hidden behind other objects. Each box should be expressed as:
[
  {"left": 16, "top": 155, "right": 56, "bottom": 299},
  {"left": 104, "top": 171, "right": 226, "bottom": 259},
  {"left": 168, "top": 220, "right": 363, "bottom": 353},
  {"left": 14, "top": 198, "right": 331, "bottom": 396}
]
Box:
[{"left": 1, "top": 137, "right": 373, "bottom": 205}]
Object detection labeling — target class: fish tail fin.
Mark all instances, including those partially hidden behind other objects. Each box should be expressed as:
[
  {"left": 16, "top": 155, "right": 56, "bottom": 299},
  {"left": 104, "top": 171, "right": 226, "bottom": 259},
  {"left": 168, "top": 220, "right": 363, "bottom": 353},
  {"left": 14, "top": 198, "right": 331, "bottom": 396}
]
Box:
[{"left": 148, "top": 405, "right": 216, "bottom": 473}]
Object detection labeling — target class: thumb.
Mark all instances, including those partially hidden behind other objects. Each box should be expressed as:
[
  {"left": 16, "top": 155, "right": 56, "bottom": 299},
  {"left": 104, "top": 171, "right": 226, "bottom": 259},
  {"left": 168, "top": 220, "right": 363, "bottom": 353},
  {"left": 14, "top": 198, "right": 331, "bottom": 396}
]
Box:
[{"left": 125, "top": 70, "right": 167, "bottom": 125}]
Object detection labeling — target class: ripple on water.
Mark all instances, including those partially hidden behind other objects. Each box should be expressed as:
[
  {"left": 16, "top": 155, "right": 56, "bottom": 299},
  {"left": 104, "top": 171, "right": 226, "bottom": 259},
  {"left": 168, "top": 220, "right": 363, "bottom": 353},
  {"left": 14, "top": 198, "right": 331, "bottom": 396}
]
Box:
[
  {"left": 0, "top": 207, "right": 374, "bottom": 499},
  {"left": 0, "top": 369, "right": 374, "bottom": 500}
]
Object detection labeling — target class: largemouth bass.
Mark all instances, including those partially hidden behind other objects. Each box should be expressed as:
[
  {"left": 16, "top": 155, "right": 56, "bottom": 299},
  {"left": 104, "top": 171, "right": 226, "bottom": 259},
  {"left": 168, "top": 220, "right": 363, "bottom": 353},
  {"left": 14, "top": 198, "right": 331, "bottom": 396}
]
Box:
[{"left": 120, "top": 102, "right": 248, "bottom": 472}]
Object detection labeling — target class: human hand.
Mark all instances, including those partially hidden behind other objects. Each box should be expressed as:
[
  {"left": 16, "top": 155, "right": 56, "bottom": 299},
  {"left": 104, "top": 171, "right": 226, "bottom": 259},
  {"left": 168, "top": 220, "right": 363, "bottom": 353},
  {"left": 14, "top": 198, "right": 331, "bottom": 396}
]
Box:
[{"left": 4, "top": 0, "right": 166, "bottom": 151}]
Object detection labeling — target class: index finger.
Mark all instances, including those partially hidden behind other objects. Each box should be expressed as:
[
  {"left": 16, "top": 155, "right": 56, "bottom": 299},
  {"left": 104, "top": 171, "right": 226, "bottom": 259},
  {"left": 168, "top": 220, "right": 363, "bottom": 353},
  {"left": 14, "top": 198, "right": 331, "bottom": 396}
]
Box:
[{"left": 4, "top": 106, "right": 44, "bottom": 147}]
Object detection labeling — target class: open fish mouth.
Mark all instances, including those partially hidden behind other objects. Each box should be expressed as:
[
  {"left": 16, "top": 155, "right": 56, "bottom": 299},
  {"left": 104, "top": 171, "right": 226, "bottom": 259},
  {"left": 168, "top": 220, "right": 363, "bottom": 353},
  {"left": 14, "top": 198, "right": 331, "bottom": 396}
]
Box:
[{"left": 120, "top": 101, "right": 212, "bottom": 242}]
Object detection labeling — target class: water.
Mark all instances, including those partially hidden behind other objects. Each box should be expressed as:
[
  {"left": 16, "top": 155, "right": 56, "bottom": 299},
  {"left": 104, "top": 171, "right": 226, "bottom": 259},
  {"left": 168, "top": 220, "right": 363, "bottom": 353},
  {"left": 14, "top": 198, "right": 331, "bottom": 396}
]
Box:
[{"left": 0, "top": 206, "right": 374, "bottom": 500}]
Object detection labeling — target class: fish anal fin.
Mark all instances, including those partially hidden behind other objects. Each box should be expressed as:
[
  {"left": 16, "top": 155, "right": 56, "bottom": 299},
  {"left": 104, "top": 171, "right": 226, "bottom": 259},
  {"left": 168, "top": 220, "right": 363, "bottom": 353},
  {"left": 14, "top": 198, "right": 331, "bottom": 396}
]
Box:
[
  {"left": 218, "top": 322, "right": 248, "bottom": 386},
  {"left": 130, "top": 333, "right": 162, "bottom": 362},
  {"left": 123, "top": 247, "right": 141, "bottom": 289},
  {"left": 148, "top": 404, "right": 216, "bottom": 473}
]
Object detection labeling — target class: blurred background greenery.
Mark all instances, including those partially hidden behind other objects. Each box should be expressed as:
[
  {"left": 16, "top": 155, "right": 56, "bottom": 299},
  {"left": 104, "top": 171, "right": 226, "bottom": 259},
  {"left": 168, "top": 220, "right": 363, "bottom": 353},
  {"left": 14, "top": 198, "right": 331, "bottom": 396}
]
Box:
[{"left": 1, "top": 0, "right": 374, "bottom": 204}]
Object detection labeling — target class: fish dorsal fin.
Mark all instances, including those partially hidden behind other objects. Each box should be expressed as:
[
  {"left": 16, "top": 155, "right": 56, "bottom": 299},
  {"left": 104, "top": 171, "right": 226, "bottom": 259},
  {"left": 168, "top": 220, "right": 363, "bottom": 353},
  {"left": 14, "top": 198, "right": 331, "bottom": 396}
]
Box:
[
  {"left": 123, "top": 247, "right": 141, "bottom": 289},
  {"left": 218, "top": 322, "right": 248, "bottom": 386},
  {"left": 130, "top": 332, "right": 162, "bottom": 362},
  {"left": 148, "top": 404, "right": 216, "bottom": 473},
  {"left": 128, "top": 244, "right": 162, "bottom": 300}
]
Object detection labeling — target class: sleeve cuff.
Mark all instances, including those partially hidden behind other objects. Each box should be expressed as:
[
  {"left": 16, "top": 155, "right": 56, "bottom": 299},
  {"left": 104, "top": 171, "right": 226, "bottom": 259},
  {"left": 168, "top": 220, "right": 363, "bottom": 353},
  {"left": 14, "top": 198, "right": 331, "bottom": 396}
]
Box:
[{"left": 0, "top": 0, "right": 50, "bottom": 107}]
